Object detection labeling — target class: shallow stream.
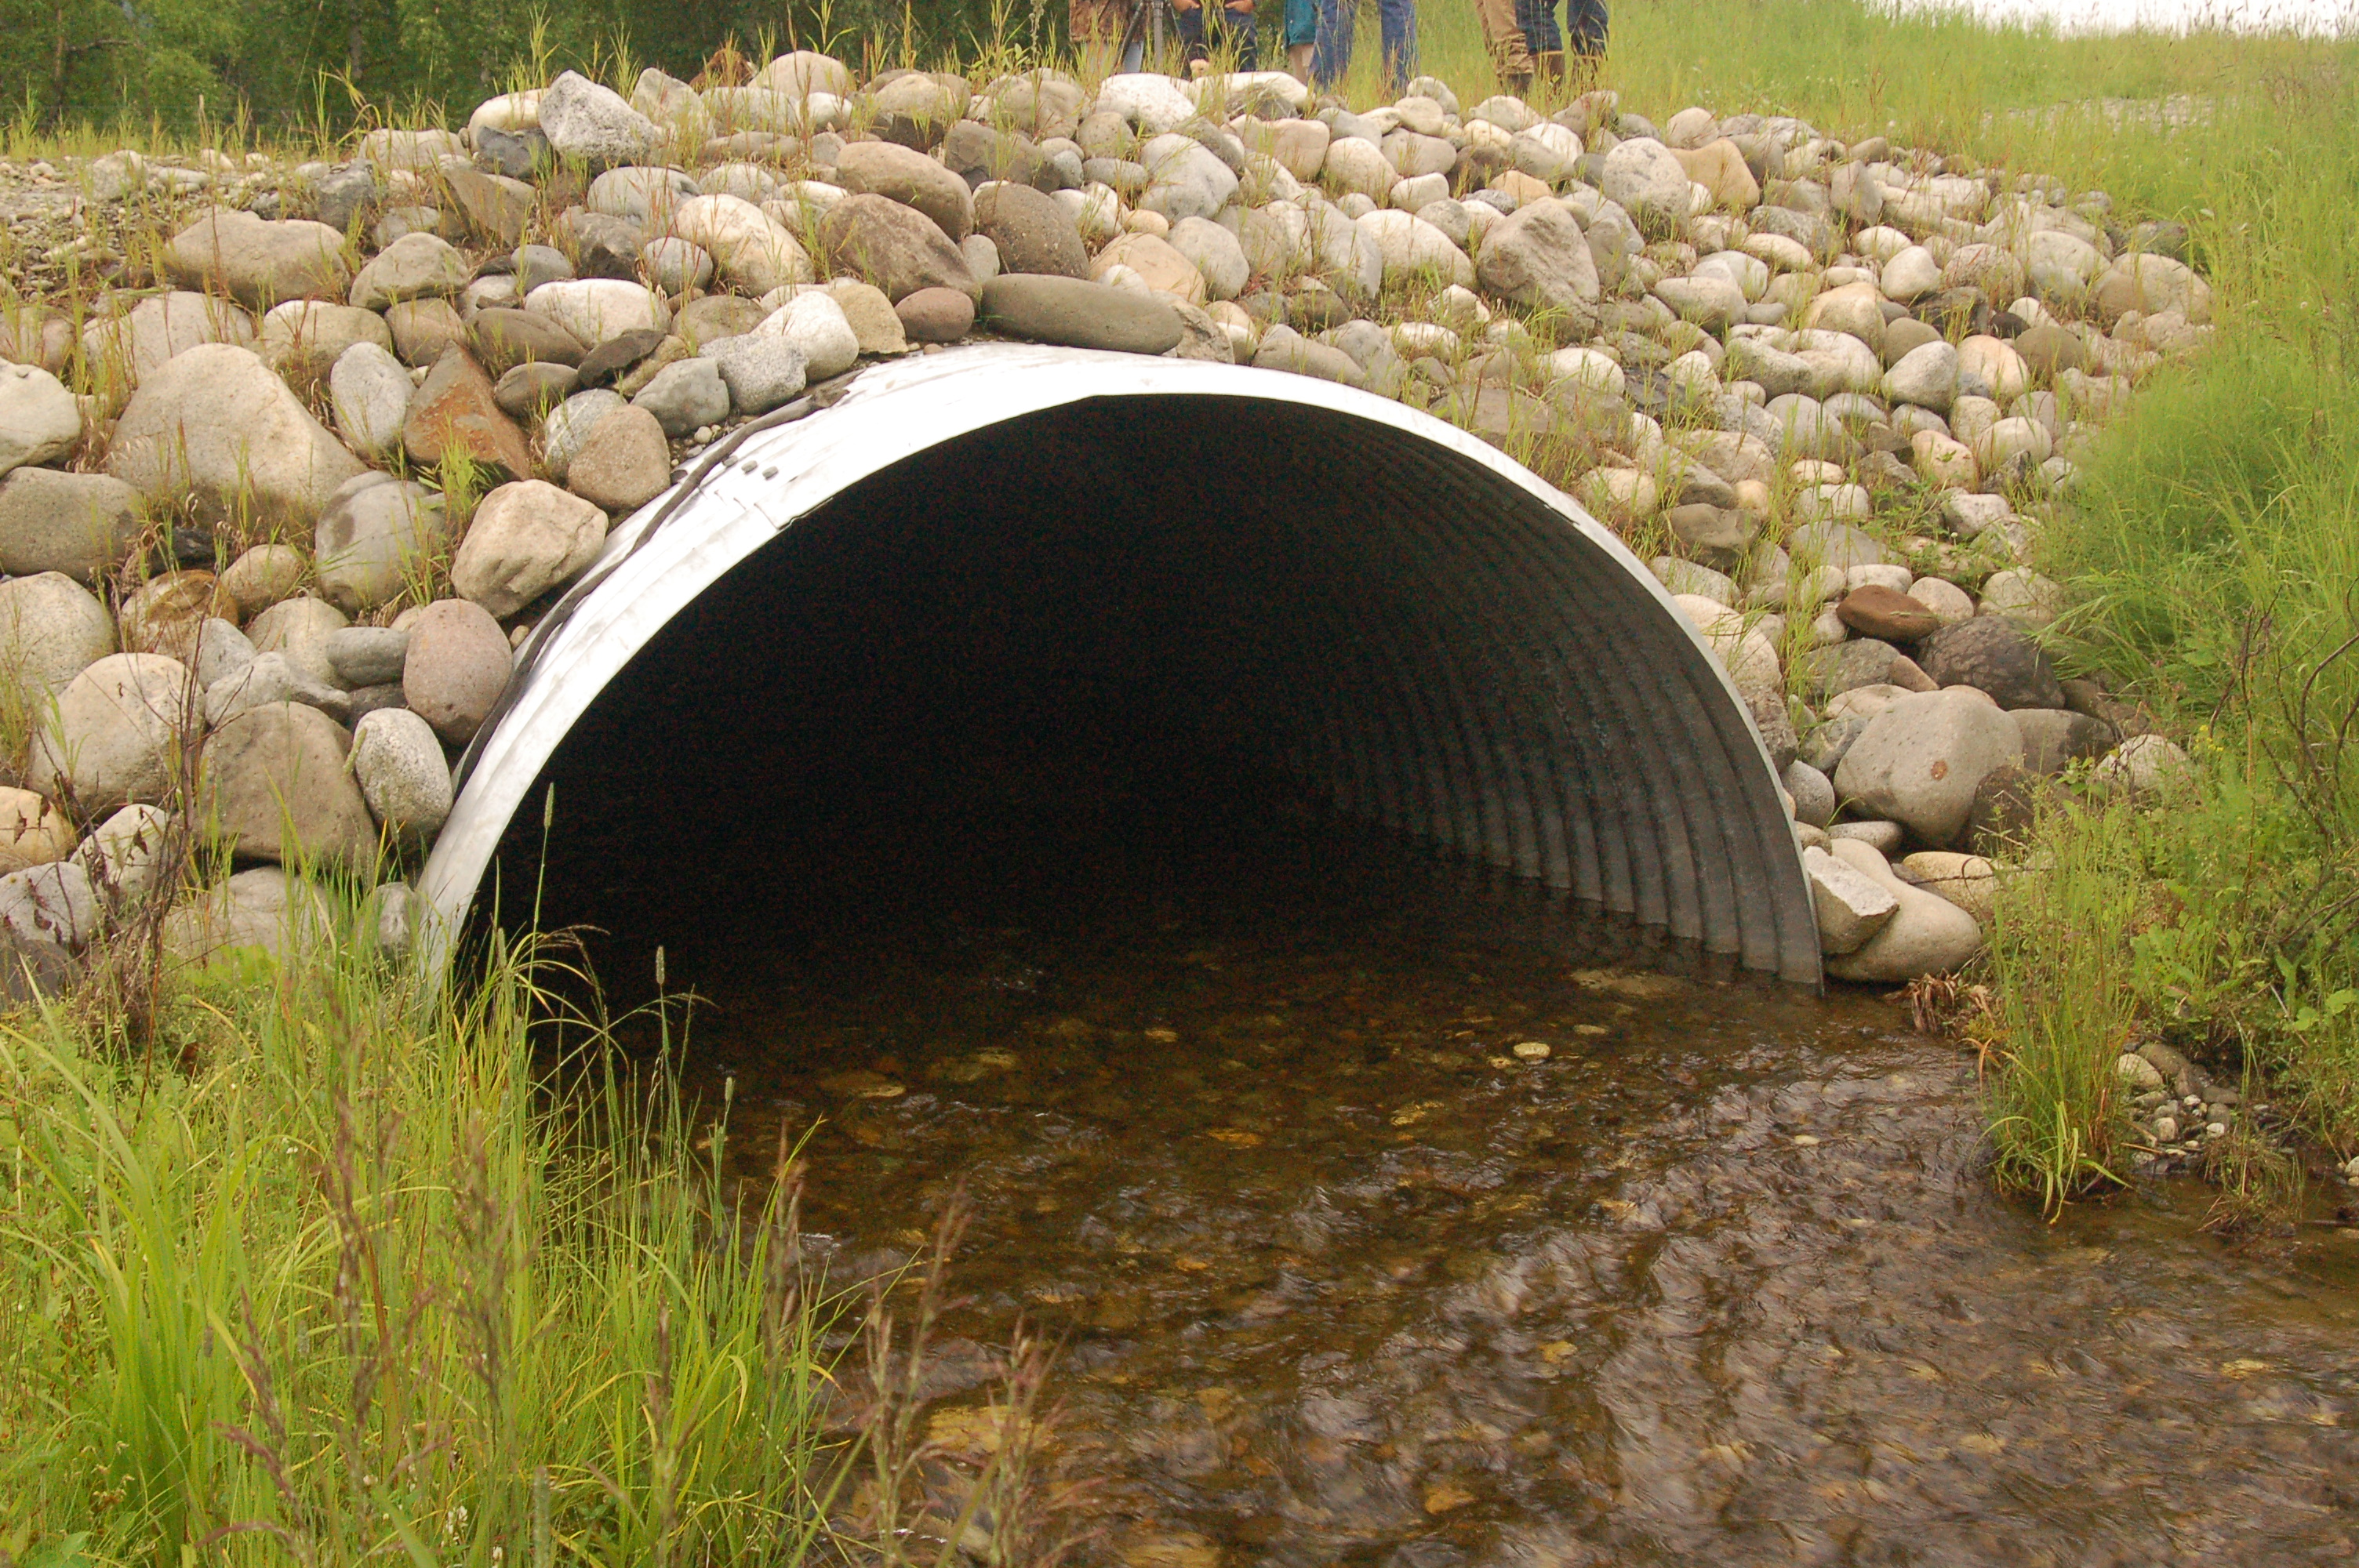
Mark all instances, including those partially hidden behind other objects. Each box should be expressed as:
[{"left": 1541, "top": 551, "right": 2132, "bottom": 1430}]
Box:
[{"left": 573, "top": 807, "right": 2358, "bottom": 1566}]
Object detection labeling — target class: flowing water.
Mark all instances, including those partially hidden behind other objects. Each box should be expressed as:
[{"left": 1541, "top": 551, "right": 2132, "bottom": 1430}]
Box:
[{"left": 561, "top": 804, "right": 2359, "bottom": 1566}]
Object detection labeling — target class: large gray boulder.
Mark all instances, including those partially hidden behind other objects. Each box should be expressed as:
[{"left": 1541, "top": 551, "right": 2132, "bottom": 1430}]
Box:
[
  {"left": 1914, "top": 616, "right": 2068, "bottom": 710},
  {"left": 0, "top": 470, "right": 144, "bottom": 583},
  {"left": 539, "top": 70, "right": 662, "bottom": 166},
  {"left": 0, "top": 861, "right": 101, "bottom": 948},
  {"left": 348, "top": 231, "right": 471, "bottom": 310},
  {"left": 71, "top": 802, "right": 172, "bottom": 908},
  {"left": 162, "top": 208, "right": 352, "bottom": 310},
  {"left": 106, "top": 343, "right": 365, "bottom": 528},
  {"left": 0, "top": 572, "right": 115, "bottom": 698},
  {"left": 314, "top": 474, "right": 449, "bottom": 614},
  {"left": 350, "top": 706, "right": 453, "bottom": 840},
  {"left": 27, "top": 654, "right": 198, "bottom": 815},
  {"left": 246, "top": 596, "right": 351, "bottom": 687},
  {"left": 1475, "top": 199, "right": 1601, "bottom": 313},
  {"left": 818, "top": 194, "right": 976, "bottom": 302},
  {"left": 78, "top": 291, "right": 256, "bottom": 401},
  {"left": 162, "top": 866, "right": 333, "bottom": 970},
  {"left": 260, "top": 300, "right": 397, "bottom": 390},
  {"left": 972, "top": 182, "right": 1089, "bottom": 278},
  {"left": 198, "top": 702, "right": 374, "bottom": 866},
  {"left": 1138, "top": 133, "right": 1239, "bottom": 223},
  {"left": 0, "top": 364, "right": 82, "bottom": 477},
  {"left": 328, "top": 340, "right": 413, "bottom": 461},
  {"left": 453, "top": 480, "right": 609, "bottom": 619},
  {"left": 402, "top": 599, "right": 512, "bottom": 743},
  {"left": 1834, "top": 688, "right": 2026, "bottom": 847},
  {"left": 835, "top": 140, "right": 975, "bottom": 241},
  {"left": 1600, "top": 138, "right": 1692, "bottom": 233},
  {"left": 979, "top": 274, "right": 1181, "bottom": 353},
  {"left": 1803, "top": 844, "right": 1898, "bottom": 955}
]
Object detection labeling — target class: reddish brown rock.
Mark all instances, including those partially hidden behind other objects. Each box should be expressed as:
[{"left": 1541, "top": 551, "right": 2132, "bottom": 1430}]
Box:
[
  {"left": 895, "top": 286, "right": 975, "bottom": 343},
  {"left": 402, "top": 347, "right": 533, "bottom": 481},
  {"left": 1836, "top": 583, "right": 1940, "bottom": 642}
]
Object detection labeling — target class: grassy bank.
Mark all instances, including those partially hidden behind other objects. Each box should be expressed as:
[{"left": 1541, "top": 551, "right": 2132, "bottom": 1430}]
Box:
[
  {"left": 0, "top": 913, "right": 840, "bottom": 1563},
  {"left": 1590, "top": 2, "right": 2359, "bottom": 1202},
  {"left": 5, "top": 20, "right": 2354, "bottom": 1559}
]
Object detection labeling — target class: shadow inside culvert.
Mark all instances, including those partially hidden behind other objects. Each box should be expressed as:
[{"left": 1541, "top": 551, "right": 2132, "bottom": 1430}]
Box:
[{"left": 482, "top": 395, "right": 1736, "bottom": 1007}]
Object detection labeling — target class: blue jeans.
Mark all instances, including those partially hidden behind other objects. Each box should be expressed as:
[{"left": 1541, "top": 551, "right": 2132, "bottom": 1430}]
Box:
[
  {"left": 1176, "top": 0, "right": 1259, "bottom": 68},
  {"left": 1517, "top": 0, "right": 1608, "bottom": 54},
  {"left": 1312, "top": 0, "right": 1417, "bottom": 92}
]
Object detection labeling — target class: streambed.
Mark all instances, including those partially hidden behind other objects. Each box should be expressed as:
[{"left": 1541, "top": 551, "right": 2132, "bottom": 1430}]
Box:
[{"left": 588, "top": 818, "right": 2358, "bottom": 1566}]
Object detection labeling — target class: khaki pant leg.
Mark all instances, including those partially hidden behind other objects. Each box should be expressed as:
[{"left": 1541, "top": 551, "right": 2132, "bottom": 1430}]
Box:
[{"left": 1475, "top": 0, "right": 1535, "bottom": 76}]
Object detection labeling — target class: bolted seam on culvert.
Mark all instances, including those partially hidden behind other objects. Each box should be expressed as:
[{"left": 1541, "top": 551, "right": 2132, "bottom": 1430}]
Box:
[{"left": 417, "top": 344, "right": 1822, "bottom": 985}]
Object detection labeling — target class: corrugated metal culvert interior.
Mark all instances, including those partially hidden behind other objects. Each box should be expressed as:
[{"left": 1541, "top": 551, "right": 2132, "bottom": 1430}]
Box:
[{"left": 474, "top": 384, "right": 1819, "bottom": 986}]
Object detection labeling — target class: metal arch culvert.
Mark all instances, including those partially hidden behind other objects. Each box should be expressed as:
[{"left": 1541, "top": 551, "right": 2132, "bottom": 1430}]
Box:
[{"left": 416, "top": 344, "right": 1822, "bottom": 986}]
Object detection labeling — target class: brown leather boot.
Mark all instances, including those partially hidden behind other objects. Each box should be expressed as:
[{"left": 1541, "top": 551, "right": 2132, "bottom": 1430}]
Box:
[{"left": 1533, "top": 49, "right": 1565, "bottom": 89}]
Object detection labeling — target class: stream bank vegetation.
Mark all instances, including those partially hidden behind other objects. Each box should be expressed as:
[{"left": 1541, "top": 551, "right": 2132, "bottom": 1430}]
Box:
[
  {"left": 4, "top": 0, "right": 2358, "bottom": 1554},
  {"left": 0, "top": 884, "right": 1075, "bottom": 1563}
]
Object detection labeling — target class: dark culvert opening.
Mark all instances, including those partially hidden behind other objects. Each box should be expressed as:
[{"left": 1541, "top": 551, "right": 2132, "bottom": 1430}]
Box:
[{"left": 482, "top": 393, "right": 1816, "bottom": 1000}]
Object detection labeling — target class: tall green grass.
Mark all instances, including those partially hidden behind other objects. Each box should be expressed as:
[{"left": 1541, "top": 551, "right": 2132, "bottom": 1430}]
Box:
[
  {"left": 0, "top": 911, "right": 835, "bottom": 1566},
  {"left": 1530, "top": 2, "right": 2359, "bottom": 1192}
]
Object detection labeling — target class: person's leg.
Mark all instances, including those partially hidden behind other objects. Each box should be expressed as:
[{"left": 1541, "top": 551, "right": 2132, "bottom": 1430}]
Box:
[
  {"left": 1515, "top": 0, "right": 1562, "bottom": 54},
  {"left": 1284, "top": 0, "right": 1318, "bottom": 78},
  {"left": 1311, "top": 0, "right": 1353, "bottom": 86},
  {"left": 1567, "top": 0, "right": 1608, "bottom": 55},
  {"left": 1476, "top": 0, "right": 1534, "bottom": 92},
  {"left": 1224, "top": 0, "right": 1259, "bottom": 70},
  {"left": 1377, "top": 0, "right": 1415, "bottom": 94},
  {"left": 1173, "top": 0, "right": 1211, "bottom": 67}
]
